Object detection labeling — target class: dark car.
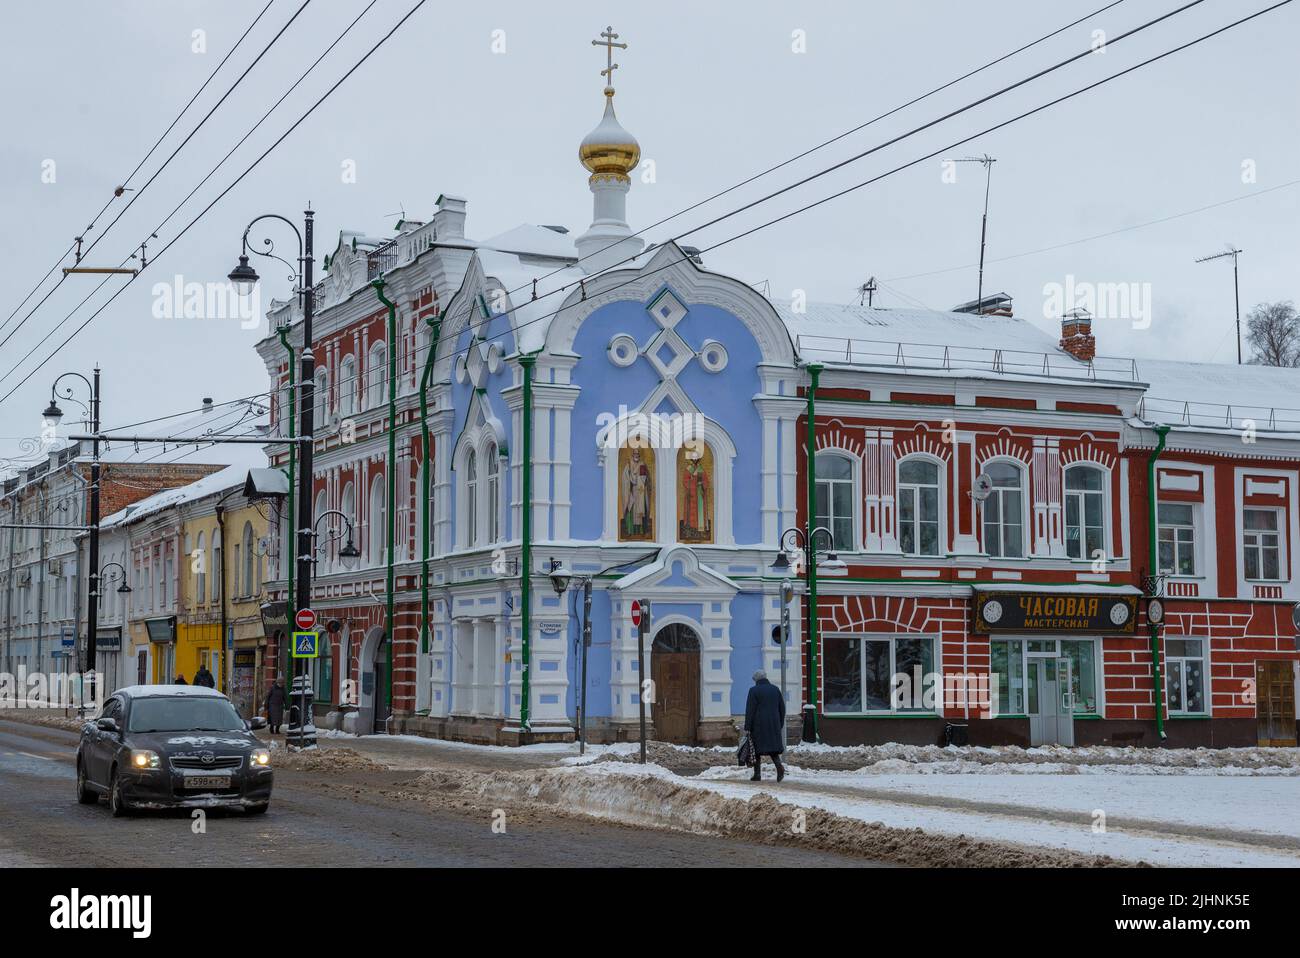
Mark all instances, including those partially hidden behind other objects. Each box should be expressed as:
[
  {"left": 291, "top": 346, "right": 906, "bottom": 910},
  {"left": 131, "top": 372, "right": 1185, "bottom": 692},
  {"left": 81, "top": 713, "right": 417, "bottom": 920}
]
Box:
[{"left": 76, "top": 685, "right": 273, "bottom": 817}]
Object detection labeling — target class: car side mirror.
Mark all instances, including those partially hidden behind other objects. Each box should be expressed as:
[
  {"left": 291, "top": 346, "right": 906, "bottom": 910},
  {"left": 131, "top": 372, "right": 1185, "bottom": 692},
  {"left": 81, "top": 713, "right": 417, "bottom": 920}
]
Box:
[
  {"left": 247, "top": 717, "right": 267, "bottom": 730},
  {"left": 95, "top": 717, "right": 119, "bottom": 734}
]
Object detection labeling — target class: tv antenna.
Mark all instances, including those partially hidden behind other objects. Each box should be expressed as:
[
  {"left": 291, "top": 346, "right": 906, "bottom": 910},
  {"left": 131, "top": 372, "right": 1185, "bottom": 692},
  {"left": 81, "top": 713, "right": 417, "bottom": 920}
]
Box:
[
  {"left": 953, "top": 154, "right": 997, "bottom": 311},
  {"left": 857, "top": 277, "right": 878, "bottom": 307},
  {"left": 1194, "top": 245, "right": 1244, "bottom": 364}
]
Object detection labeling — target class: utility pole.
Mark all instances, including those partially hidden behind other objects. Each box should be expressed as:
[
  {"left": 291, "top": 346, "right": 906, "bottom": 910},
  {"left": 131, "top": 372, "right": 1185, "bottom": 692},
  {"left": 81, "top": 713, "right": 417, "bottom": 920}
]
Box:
[
  {"left": 857, "top": 277, "right": 877, "bottom": 307},
  {"left": 1195, "top": 246, "right": 1244, "bottom": 364}
]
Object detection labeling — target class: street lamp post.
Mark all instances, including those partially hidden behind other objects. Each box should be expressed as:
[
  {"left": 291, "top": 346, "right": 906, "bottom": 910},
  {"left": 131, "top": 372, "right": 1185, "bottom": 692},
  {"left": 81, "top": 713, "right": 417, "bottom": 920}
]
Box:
[
  {"left": 230, "top": 208, "right": 315, "bottom": 728},
  {"left": 770, "top": 525, "right": 846, "bottom": 743},
  {"left": 43, "top": 368, "right": 100, "bottom": 713}
]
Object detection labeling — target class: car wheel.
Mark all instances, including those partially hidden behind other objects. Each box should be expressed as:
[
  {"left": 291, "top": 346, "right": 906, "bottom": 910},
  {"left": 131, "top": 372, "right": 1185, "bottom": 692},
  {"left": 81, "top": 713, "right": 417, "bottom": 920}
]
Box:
[
  {"left": 246, "top": 802, "right": 269, "bottom": 815},
  {"left": 108, "top": 768, "right": 131, "bottom": 818},
  {"left": 76, "top": 759, "right": 98, "bottom": 805}
]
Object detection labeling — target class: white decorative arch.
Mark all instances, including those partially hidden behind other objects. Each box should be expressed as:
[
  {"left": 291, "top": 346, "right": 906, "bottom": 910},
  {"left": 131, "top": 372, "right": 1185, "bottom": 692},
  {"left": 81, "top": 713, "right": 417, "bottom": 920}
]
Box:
[
  {"left": 597, "top": 413, "right": 738, "bottom": 546},
  {"left": 544, "top": 242, "right": 796, "bottom": 366},
  {"left": 894, "top": 451, "right": 949, "bottom": 557}
]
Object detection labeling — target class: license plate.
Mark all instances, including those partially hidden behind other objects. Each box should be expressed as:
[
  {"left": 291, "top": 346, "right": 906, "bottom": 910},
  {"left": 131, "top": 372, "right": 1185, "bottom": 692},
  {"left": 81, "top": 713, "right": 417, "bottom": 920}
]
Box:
[{"left": 183, "top": 775, "right": 231, "bottom": 789}]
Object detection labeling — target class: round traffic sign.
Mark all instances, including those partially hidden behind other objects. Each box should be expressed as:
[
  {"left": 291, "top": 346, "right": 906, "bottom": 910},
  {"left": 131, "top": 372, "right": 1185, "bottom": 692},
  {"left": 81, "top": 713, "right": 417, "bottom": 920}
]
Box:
[
  {"left": 295, "top": 608, "right": 317, "bottom": 631},
  {"left": 630, "top": 600, "right": 642, "bottom": 627}
]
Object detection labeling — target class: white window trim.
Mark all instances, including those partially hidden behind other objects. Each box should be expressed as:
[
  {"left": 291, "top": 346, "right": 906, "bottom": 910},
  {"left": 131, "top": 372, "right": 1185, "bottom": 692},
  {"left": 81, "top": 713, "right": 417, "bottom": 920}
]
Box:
[
  {"left": 814, "top": 449, "right": 860, "bottom": 554},
  {"left": 981, "top": 457, "right": 1029, "bottom": 560},
  {"left": 1063, "top": 463, "right": 1111, "bottom": 562},
  {"left": 1157, "top": 500, "right": 1201, "bottom": 578},
  {"left": 896, "top": 453, "right": 946, "bottom": 558},
  {"left": 1241, "top": 505, "right": 1286, "bottom": 582},
  {"left": 1165, "top": 638, "right": 1208, "bottom": 715}
]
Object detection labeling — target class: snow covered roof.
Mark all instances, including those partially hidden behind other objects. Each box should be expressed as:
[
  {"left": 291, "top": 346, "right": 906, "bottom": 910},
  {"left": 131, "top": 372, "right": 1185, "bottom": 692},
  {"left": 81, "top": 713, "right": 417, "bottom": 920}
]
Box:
[
  {"left": 100, "top": 452, "right": 266, "bottom": 531},
  {"left": 475, "top": 249, "right": 590, "bottom": 354},
  {"left": 1137, "top": 359, "right": 1300, "bottom": 431},
  {"left": 243, "top": 467, "right": 288, "bottom": 500},
  {"left": 480, "top": 224, "right": 579, "bottom": 261}
]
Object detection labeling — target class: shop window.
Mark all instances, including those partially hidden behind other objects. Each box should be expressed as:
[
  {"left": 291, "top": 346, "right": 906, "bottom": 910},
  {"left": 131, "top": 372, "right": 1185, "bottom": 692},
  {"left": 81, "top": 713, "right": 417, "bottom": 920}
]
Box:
[
  {"left": 1064, "top": 465, "right": 1106, "bottom": 560},
  {"left": 1059, "top": 640, "right": 1099, "bottom": 714},
  {"left": 1157, "top": 503, "right": 1196, "bottom": 575},
  {"left": 814, "top": 452, "right": 856, "bottom": 552},
  {"left": 823, "top": 635, "right": 936, "bottom": 714},
  {"left": 1243, "top": 508, "right": 1283, "bottom": 581},
  {"left": 1166, "top": 638, "right": 1206, "bottom": 714},
  {"left": 990, "top": 639, "right": 1026, "bottom": 715},
  {"left": 981, "top": 461, "right": 1025, "bottom": 558},
  {"left": 897, "top": 458, "right": 941, "bottom": 556}
]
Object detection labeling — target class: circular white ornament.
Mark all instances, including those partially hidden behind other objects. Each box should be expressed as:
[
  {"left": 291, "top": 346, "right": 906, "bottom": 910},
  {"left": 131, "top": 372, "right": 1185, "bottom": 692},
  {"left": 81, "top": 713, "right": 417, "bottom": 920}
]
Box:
[
  {"left": 698, "top": 339, "right": 729, "bottom": 373},
  {"left": 608, "top": 334, "right": 638, "bottom": 368}
]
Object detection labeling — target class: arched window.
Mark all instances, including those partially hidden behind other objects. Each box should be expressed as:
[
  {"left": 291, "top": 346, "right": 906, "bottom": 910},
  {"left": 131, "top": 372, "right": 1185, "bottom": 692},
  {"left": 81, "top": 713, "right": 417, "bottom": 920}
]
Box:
[
  {"left": 367, "top": 341, "right": 387, "bottom": 410},
  {"left": 897, "top": 458, "right": 941, "bottom": 557},
  {"left": 464, "top": 450, "right": 478, "bottom": 546},
  {"left": 338, "top": 355, "right": 356, "bottom": 418},
  {"left": 314, "top": 369, "right": 329, "bottom": 425},
  {"left": 195, "top": 531, "right": 206, "bottom": 603},
  {"left": 1065, "top": 465, "right": 1106, "bottom": 560},
  {"left": 369, "top": 476, "right": 386, "bottom": 566},
  {"left": 184, "top": 534, "right": 193, "bottom": 605},
  {"left": 314, "top": 491, "right": 328, "bottom": 568},
  {"left": 982, "top": 461, "right": 1025, "bottom": 558},
  {"left": 242, "top": 522, "right": 255, "bottom": 597},
  {"left": 676, "top": 442, "right": 714, "bottom": 544},
  {"left": 485, "top": 443, "right": 500, "bottom": 544},
  {"left": 814, "top": 452, "right": 856, "bottom": 552},
  {"left": 211, "top": 529, "right": 221, "bottom": 603},
  {"left": 340, "top": 482, "right": 356, "bottom": 558}
]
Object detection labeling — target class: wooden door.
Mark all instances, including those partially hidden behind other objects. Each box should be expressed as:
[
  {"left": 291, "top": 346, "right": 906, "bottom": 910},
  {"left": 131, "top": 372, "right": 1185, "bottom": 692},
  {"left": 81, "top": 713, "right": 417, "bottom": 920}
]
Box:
[
  {"left": 652, "top": 651, "right": 699, "bottom": 745},
  {"left": 1257, "top": 660, "right": 1297, "bottom": 746}
]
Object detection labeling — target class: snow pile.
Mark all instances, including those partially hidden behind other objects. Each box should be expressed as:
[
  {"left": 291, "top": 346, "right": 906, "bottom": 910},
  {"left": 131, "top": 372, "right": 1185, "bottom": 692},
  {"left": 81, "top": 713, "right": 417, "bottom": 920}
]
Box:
[
  {"left": 577, "top": 740, "right": 1300, "bottom": 775},
  {"left": 270, "top": 743, "right": 384, "bottom": 772},
  {"left": 0, "top": 708, "right": 90, "bottom": 733},
  {"left": 397, "top": 762, "right": 1131, "bottom": 868}
]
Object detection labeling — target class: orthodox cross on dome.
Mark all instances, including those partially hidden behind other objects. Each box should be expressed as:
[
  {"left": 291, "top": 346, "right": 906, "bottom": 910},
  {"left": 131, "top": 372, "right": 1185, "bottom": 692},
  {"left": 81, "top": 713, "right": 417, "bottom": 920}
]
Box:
[{"left": 591, "top": 26, "right": 627, "bottom": 91}]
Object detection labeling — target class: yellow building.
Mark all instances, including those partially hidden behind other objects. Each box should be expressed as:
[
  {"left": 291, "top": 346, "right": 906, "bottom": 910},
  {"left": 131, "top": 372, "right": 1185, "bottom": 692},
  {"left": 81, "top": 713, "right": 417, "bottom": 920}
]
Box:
[{"left": 179, "top": 475, "right": 274, "bottom": 717}]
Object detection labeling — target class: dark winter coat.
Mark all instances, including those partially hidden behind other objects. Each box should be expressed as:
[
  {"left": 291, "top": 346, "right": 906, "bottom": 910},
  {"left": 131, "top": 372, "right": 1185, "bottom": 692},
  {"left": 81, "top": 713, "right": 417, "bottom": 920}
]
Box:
[
  {"left": 265, "top": 684, "right": 286, "bottom": 726},
  {"left": 744, "top": 677, "right": 786, "bottom": 755},
  {"left": 193, "top": 667, "right": 216, "bottom": 689}
]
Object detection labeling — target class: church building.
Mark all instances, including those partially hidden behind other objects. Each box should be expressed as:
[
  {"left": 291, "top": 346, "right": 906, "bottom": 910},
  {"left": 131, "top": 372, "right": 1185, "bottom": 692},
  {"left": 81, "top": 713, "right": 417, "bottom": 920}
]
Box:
[{"left": 253, "top": 28, "right": 1299, "bottom": 749}]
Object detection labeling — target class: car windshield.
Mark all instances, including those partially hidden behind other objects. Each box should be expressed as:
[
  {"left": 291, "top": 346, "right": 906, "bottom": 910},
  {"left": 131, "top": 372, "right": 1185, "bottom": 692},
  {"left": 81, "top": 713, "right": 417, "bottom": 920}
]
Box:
[{"left": 127, "top": 697, "right": 245, "bottom": 733}]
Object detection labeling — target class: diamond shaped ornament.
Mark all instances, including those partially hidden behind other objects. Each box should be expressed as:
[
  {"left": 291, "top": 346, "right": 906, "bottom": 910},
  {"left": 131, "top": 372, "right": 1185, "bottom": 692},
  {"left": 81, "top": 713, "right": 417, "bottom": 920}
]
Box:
[{"left": 647, "top": 289, "right": 687, "bottom": 329}]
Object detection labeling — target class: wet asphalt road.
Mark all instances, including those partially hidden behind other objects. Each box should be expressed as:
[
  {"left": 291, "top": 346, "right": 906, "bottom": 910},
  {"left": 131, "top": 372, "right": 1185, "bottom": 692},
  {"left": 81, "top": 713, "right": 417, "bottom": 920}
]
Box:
[{"left": 0, "top": 719, "right": 878, "bottom": 867}]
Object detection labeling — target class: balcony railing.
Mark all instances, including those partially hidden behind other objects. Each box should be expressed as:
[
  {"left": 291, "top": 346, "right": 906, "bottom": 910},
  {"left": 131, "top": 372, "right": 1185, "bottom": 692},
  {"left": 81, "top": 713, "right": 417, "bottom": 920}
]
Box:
[{"left": 1138, "top": 396, "right": 1300, "bottom": 433}]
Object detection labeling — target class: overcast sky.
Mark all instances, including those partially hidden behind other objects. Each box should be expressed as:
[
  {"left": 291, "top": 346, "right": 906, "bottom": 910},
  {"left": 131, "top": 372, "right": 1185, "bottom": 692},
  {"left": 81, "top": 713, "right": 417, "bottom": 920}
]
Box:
[{"left": 1, "top": 0, "right": 1296, "bottom": 475}]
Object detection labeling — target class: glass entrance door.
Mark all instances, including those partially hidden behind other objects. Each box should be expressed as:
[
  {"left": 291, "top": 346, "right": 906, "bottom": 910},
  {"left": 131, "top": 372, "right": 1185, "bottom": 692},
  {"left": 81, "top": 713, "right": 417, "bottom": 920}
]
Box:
[{"left": 1028, "top": 657, "right": 1075, "bottom": 746}]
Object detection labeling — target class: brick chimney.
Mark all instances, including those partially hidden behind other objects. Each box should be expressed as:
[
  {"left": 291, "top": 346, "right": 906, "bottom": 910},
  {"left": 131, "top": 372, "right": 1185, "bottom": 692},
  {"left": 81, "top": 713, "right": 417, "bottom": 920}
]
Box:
[{"left": 1059, "top": 308, "right": 1096, "bottom": 361}]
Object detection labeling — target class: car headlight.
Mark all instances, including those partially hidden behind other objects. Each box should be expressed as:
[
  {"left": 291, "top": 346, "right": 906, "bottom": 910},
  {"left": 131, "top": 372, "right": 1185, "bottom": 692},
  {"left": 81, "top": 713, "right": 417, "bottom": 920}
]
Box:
[
  {"left": 130, "top": 749, "right": 160, "bottom": 769},
  {"left": 250, "top": 749, "right": 271, "bottom": 768}
]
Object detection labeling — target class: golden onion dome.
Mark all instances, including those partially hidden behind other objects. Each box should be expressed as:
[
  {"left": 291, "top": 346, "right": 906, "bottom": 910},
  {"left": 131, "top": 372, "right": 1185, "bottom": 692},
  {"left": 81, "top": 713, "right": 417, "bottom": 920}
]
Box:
[{"left": 579, "top": 89, "right": 640, "bottom": 180}]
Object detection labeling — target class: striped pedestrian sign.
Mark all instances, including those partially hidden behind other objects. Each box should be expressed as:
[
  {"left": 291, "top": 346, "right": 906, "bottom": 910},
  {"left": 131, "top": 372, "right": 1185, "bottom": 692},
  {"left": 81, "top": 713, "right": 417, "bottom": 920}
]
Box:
[{"left": 291, "top": 631, "right": 319, "bottom": 658}]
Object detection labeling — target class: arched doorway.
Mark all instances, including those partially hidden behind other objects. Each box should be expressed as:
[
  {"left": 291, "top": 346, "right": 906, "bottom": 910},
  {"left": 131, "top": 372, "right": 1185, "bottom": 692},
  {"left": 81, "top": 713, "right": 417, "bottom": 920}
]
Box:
[
  {"left": 651, "top": 623, "right": 701, "bottom": 745},
  {"left": 372, "top": 633, "right": 391, "bottom": 733}
]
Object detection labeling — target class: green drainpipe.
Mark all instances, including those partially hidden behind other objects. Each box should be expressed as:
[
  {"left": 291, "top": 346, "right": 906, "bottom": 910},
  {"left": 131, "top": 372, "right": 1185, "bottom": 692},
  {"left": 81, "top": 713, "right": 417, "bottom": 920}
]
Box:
[
  {"left": 519, "top": 352, "right": 538, "bottom": 734},
  {"left": 418, "top": 308, "right": 444, "bottom": 654},
  {"left": 805, "top": 362, "right": 823, "bottom": 743},
  {"left": 372, "top": 280, "right": 398, "bottom": 725},
  {"left": 1146, "top": 424, "right": 1171, "bottom": 741},
  {"left": 276, "top": 326, "right": 296, "bottom": 683}
]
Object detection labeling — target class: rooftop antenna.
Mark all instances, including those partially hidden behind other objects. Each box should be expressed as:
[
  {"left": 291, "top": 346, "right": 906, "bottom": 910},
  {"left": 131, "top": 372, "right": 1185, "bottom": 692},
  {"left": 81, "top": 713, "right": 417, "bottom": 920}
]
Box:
[
  {"left": 857, "top": 276, "right": 878, "bottom": 307},
  {"left": 1195, "top": 245, "right": 1244, "bottom": 364},
  {"left": 953, "top": 154, "right": 997, "bottom": 312}
]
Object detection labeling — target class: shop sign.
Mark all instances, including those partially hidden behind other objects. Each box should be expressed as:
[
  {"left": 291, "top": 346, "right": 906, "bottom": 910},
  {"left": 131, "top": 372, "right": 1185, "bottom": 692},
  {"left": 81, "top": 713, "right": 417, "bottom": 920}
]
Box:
[{"left": 973, "top": 590, "right": 1137, "bottom": 634}]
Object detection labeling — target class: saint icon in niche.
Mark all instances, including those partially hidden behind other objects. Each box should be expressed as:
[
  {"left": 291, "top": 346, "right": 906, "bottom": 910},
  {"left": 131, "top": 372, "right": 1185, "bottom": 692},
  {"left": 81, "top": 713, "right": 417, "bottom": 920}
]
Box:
[
  {"left": 677, "top": 441, "right": 713, "bottom": 543},
  {"left": 619, "top": 439, "right": 654, "bottom": 541}
]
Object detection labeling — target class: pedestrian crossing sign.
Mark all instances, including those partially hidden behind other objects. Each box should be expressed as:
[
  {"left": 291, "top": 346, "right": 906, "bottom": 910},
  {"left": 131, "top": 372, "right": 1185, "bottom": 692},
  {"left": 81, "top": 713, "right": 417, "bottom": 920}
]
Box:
[{"left": 291, "top": 630, "right": 319, "bottom": 658}]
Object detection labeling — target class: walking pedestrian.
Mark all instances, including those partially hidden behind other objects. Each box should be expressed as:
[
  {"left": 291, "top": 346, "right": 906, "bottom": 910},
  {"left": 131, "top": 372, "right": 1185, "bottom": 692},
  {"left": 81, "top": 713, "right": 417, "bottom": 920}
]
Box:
[
  {"left": 743, "top": 669, "right": 786, "bottom": 782},
  {"left": 265, "top": 677, "right": 287, "bottom": 734}
]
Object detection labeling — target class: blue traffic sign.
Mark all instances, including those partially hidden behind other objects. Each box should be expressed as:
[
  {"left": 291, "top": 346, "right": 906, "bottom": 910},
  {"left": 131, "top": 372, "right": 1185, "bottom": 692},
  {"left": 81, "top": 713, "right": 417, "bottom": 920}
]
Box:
[{"left": 291, "top": 630, "right": 319, "bottom": 658}]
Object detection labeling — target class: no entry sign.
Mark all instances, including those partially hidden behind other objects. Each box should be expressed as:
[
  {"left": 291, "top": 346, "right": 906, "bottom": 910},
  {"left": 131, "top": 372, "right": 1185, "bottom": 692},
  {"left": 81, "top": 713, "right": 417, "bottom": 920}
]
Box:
[
  {"left": 295, "top": 608, "right": 317, "bottom": 631},
  {"left": 630, "top": 600, "right": 642, "bottom": 628}
]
